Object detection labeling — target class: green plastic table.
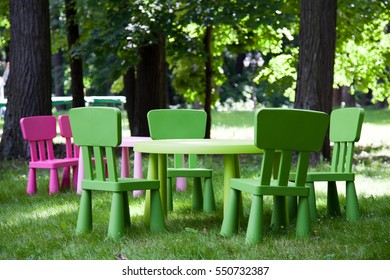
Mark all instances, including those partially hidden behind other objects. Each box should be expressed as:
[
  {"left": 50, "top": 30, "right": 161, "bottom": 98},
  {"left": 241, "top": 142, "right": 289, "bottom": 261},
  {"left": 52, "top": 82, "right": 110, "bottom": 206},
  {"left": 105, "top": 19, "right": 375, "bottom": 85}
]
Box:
[{"left": 134, "top": 139, "right": 268, "bottom": 218}]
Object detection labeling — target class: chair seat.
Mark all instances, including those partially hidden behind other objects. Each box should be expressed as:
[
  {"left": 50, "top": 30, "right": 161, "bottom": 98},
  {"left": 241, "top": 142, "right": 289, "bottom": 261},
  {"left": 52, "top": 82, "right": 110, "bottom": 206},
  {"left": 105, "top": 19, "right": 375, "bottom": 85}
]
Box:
[
  {"left": 289, "top": 172, "right": 354, "bottom": 182},
  {"left": 81, "top": 178, "right": 160, "bottom": 192},
  {"left": 167, "top": 168, "right": 212, "bottom": 178},
  {"left": 29, "top": 158, "right": 79, "bottom": 169},
  {"left": 231, "top": 178, "right": 310, "bottom": 196}
]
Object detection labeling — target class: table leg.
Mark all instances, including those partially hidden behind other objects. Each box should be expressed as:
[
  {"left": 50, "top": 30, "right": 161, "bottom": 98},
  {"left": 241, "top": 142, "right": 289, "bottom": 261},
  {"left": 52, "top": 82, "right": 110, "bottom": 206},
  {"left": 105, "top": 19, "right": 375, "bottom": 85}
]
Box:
[
  {"left": 76, "top": 149, "right": 84, "bottom": 195},
  {"left": 223, "top": 154, "right": 241, "bottom": 217},
  {"left": 144, "top": 154, "right": 168, "bottom": 224},
  {"left": 121, "top": 147, "right": 130, "bottom": 178},
  {"left": 132, "top": 151, "right": 144, "bottom": 197},
  {"left": 158, "top": 154, "right": 168, "bottom": 216},
  {"left": 176, "top": 154, "right": 186, "bottom": 191}
]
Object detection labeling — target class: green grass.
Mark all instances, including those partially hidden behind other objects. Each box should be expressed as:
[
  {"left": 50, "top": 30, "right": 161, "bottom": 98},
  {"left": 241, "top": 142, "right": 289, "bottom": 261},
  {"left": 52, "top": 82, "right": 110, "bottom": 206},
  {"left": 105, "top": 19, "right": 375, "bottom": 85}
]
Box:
[{"left": 0, "top": 109, "right": 389, "bottom": 260}]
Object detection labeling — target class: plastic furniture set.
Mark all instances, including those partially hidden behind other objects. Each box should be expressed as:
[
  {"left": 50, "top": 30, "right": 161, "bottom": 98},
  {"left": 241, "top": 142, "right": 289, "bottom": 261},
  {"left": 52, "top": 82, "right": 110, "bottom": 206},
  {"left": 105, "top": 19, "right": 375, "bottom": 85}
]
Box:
[{"left": 19, "top": 107, "right": 364, "bottom": 242}]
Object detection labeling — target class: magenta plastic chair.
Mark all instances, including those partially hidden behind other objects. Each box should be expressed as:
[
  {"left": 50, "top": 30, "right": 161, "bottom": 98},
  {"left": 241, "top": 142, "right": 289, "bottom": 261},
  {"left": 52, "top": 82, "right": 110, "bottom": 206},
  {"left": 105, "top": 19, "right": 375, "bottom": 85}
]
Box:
[
  {"left": 58, "top": 115, "right": 80, "bottom": 191},
  {"left": 20, "top": 115, "right": 79, "bottom": 195}
]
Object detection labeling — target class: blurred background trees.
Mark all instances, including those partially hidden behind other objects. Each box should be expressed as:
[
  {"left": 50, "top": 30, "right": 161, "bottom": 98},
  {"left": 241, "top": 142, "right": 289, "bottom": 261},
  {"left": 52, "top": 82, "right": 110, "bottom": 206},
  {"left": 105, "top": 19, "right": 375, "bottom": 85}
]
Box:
[{"left": 0, "top": 0, "right": 389, "bottom": 159}]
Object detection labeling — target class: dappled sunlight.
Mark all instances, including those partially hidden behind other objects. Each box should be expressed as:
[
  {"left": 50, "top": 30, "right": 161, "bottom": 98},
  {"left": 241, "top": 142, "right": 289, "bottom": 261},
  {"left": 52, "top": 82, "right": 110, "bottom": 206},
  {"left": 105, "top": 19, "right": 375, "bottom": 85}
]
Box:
[
  {"left": 127, "top": 200, "right": 147, "bottom": 217},
  {"left": 358, "top": 123, "right": 390, "bottom": 147},
  {"left": 3, "top": 203, "right": 79, "bottom": 227},
  {"left": 355, "top": 176, "right": 390, "bottom": 197},
  {"left": 305, "top": 179, "right": 389, "bottom": 198},
  {"left": 211, "top": 127, "right": 253, "bottom": 139}
]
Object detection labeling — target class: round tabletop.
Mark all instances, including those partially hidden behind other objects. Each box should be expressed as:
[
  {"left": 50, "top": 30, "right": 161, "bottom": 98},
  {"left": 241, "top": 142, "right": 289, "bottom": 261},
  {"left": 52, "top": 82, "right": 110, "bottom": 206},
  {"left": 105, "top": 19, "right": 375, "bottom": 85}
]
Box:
[{"left": 134, "top": 139, "right": 262, "bottom": 154}]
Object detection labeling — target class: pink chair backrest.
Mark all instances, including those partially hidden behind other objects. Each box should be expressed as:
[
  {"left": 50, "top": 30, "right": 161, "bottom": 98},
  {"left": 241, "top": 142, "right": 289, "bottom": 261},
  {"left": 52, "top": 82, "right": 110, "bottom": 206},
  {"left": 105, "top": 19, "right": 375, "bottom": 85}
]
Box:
[
  {"left": 58, "top": 115, "right": 72, "bottom": 138},
  {"left": 58, "top": 115, "right": 79, "bottom": 158},
  {"left": 20, "top": 116, "right": 57, "bottom": 161}
]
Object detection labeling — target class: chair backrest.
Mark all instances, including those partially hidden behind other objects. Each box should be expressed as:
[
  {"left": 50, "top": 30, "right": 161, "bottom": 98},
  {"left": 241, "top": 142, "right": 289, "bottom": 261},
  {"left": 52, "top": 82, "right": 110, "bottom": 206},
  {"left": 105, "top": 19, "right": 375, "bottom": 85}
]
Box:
[
  {"left": 147, "top": 109, "right": 207, "bottom": 168},
  {"left": 69, "top": 107, "right": 122, "bottom": 182},
  {"left": 58, "top": 115, "right": 79, "bottom": 159},
  {"left": 254, "top": 108, "right": 329, "bottom": 187},
  {"left": 20, "top": 115, "right": 57, "bottom": 161},
  {"left": 329, "top": 107, "right": 364, "bottom": 173},
  {"left": 147, "top": 109, "right": 207, "bottom": 139}
]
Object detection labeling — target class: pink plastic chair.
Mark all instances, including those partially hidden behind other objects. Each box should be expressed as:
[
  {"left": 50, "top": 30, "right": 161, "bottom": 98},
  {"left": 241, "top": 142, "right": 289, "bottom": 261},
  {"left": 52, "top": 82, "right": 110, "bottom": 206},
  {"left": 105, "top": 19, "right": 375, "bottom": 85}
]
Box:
[
  {"left": 58, "top": 115, "right": 80, "bottom": 191},
  {"left": 20, "top": 115, "right": 79, "bottom": 195}
]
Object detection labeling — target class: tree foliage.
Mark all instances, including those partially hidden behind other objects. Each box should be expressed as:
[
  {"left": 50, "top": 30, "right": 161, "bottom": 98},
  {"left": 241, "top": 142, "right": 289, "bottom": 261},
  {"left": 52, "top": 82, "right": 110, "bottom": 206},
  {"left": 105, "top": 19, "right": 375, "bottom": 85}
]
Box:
[
  {"left": 335, "top": 0, "right": 390, "bottom": 102},
  {"left": 1, "top": 0, "right": 389, "bottom": 107}
]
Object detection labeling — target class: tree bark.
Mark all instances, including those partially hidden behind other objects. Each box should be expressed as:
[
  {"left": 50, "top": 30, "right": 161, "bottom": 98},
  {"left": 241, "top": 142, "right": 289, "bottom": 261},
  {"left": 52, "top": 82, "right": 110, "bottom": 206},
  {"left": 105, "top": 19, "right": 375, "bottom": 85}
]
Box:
[
  {"left": 295, "top": 0, "right": 337, "bottom": 161},
  {"left": 51, "top": 12, "right": 65, "bottom": 111},
  {"left": 65, "top": 0, "right": 84, "bottom": 108},
  {"left": 52, "top": 50, "right": 65, "bottom": 98},
  {"left": 204, "top": 26, "right": 213, "bottom": 139},
  {"left": 123, "top": 66, "right": 136, "bottom": 137},
  {"left": 0, "top": 0, "right": 52, "bottom": 159},
  {"left": 132, "top": 34, "right": 167, "bottom": 136},
  {"left": 341, "top": 86, "right": 356, "bottom": 107}
]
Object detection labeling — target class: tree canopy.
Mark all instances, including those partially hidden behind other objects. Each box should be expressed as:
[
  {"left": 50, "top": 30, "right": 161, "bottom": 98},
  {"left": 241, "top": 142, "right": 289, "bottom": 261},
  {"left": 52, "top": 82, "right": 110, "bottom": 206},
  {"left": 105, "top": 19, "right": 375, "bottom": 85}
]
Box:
[{"left": 1, "top": 0, "right": 387, "bottom": 108}]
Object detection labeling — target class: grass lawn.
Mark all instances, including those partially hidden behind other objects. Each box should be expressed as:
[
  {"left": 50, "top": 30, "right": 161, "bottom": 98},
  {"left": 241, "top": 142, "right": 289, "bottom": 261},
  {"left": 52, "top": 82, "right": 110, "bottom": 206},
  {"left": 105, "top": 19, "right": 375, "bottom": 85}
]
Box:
[{"left": 0, "top": 108, "right": 389, "bottom": 260}]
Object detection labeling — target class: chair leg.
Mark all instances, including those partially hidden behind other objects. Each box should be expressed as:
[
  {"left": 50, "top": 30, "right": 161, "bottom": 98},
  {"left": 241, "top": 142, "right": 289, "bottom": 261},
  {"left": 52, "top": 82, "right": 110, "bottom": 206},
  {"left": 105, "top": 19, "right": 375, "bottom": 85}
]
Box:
[
  {"left": 49, "top": 169, "right": 60, "bottom": 194},
  {"left": 192, "top": 177, "right": 203, "bottom": 211},
  {"left": 287, "top": 196, "right": 297, "bottom": 223},
  {"left": 203, "top": 177, "right": 216, "bottom": 213},
  {"left": 149, "top": 189, "right": 166, "bottom": 232},
  {"left": 271, "top": 196, "right": 288, "bottom": 229},
  {"left": 61, "top": 167, "right": 71, "bottom": 189},
  {"left": 72, "top": 166, "right": 78, "bottom": 191},
  {"left": 26, "top": 168, "right": 37, "bottom": 195},
  {"left": 167, "top": 177, "right": 173, "bottom": 211},
  {"left": 122, "top": 192, "right": 131, "bottom": 229},
  {"left": 295, "top": 196, "right": 311, "bottom": 238},
  {"left": 307, "top": 182, "right": 317, "bottom": 221},
  {"left": 76, "top": 189, "right": 92, "bottom": 235},
  {"left": 133, "top": 151, "right": 144, "bottom": 197},
  {"left": 245, "top": 195, "right": 264, "bottom": 244},
  {"left": 108, "top": 192, "right": 125, "bottom": 240},
  {"left": 327, "top": 181, "right": 341, "bottom": 217},
  {"left": 346, "top": 181, "right": 359, "bottom": 222},
  {"left": 220, "top": 189, "right": 240, "bottom": 237},
  {"left": 176, "top": 177, "right": 186, "bottom": 191}
]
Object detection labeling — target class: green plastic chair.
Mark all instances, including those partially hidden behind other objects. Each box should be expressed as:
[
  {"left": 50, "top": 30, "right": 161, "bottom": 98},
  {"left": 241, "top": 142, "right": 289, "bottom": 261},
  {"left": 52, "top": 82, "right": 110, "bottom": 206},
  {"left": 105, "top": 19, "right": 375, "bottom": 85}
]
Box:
[
  {"left": 69, "top": 107, "right": 165, "bottom": 240},
  {"left": 147, "top": 109, "right": 215, "bottom": 213},
  {"left": 289, "top": 107, "right": 364, "bottom": 222},
  {"left": 220, "top": 108, "right": 329, "bottom": 244}
]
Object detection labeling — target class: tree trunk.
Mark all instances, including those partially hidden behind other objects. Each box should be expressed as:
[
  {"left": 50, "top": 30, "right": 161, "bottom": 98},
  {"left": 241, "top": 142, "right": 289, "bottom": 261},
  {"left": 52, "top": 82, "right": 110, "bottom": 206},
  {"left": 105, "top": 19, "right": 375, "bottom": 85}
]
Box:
[
  {"left": 65, "top": 0, "right": 84, "bottom": 108},
  {"left": 332, "top": 88, "right": 342, "bottom": 107},
  {"left": 132, "top": 35, "right": 167, "bottom": 136},
  {"left": 51, "top": 11, "right": 65, "bottom": 99},
  {"left": 0, "top": 0, "right": 52, "bottom": 159},
  {"left": 204, "top": 26, "right": 213, "bottom": 139},
  {"left": 341, "top": 86, "right": 356, "bottom": 107},
  {"left": 51, "top": 11, "right": 65, "bottom": 111},
  {"left": 295, "top": 0, "right": 337, "bottom": 161},
  {"left": 52, "top": 50, "right": 65, "bottom": 98},
  {"left": 123, "top": 66, "right": 136, "bottom": 137}
]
